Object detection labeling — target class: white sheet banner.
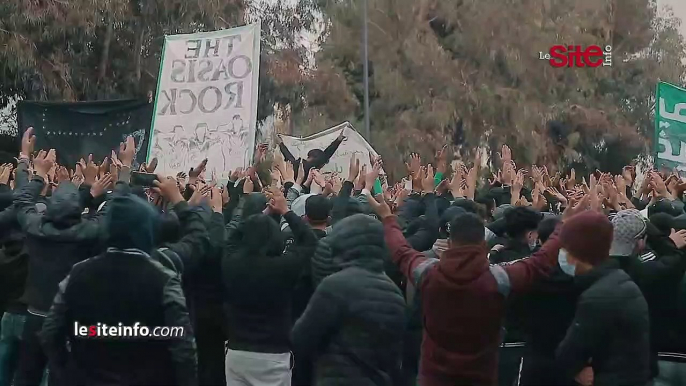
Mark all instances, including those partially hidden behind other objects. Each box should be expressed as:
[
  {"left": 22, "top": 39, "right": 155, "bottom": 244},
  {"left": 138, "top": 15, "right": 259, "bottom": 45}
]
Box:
[
  {"left": 280, "top": 122, "right": 383, "bottom": 175},
  {"left": 148, "top": 24, "right": 261, "bottom": 180}
]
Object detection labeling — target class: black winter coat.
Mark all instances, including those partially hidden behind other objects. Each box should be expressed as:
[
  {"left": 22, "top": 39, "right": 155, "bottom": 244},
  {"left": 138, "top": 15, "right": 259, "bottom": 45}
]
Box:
[
  {"left": 611, "top": 233, "right": 686, "bottom": 375},
  {"left": 292, "top": 214, "right": 406, "bottom": 386},
  {"left": 222, "top": 211, "right": 317, "bottom": 354},
  {"left": 15, "top": 176, "right": 106, "bottom": 313},
  {"left": 555, "top": 259, "right": 650, "bottom": 386}
]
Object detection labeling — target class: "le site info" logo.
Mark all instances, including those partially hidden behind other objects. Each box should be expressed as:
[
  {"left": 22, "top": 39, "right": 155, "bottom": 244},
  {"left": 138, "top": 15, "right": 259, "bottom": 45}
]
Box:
[{"left": 539, "top": 45, "right": 612, "bottom": 68}]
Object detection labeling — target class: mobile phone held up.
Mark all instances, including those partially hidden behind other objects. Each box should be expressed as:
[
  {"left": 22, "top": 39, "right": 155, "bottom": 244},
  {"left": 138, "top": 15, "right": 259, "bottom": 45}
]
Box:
[{"left": 131, "top": 172, "right": 158, "bottom": 188}]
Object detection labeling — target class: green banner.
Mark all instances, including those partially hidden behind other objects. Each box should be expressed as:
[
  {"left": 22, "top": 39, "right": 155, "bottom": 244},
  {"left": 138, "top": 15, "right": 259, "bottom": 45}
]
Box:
[{"left": 656, "top": 81, "right": 686, "bottom": 171}]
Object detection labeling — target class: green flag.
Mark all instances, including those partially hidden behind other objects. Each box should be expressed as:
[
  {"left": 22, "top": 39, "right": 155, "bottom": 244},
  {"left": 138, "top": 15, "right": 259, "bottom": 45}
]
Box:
[{"left": 656, "top": 81, "right": 686, "bottom": 172}]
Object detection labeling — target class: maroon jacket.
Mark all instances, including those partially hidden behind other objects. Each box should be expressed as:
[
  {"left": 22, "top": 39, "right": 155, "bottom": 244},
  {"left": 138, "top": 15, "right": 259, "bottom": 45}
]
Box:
[{"left": 382, "top": 216, "right": 561, "bottom": 386}]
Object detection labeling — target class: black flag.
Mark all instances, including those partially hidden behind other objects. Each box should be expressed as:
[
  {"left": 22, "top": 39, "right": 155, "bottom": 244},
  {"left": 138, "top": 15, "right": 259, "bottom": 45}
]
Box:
[{"left": 17, "top": 99, "right": 152, "bottom": 169}]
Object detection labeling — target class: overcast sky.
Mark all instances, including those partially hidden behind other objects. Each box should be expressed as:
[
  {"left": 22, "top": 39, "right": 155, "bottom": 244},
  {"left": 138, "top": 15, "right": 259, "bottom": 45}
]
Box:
[{"left": 658, "top": 0, "right": 686, "bottom": 37}]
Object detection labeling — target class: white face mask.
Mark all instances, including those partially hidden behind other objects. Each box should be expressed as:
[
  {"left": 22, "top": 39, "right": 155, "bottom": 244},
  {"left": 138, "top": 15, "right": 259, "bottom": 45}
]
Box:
[
  {"left": 558, "top": 249, "right": 576, "bottom": 276},
  {"left": 528, "top": 239, "right": 538, "bottom": 251},
  {"left": 527, "top": 231, "right": 538, "bottom": 251}
]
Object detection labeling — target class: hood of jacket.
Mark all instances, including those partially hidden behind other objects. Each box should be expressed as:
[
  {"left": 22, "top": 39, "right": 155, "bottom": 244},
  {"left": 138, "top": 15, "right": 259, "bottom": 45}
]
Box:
[
  {"left": 438, "top": 242, "right": 490, "bottom": 284},
  {"left": 106, "top": 194, "right": 158, "bottom": 254},
  {"left": 242, "top": 193, "right": 268, "bottom": 218},
  {"left": 240, "top": 213, "right": 284, "bottom": 257},
  {"left": 330, "top": 214, "right": 386, "bottom": 272},
  {"left": 45, "top": 182, "right": 82, "bottom": 228}
]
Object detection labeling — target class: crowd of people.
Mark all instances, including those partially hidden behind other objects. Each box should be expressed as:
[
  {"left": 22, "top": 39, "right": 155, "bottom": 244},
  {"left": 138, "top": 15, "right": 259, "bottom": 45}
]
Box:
[{"left": 1, "top": 126, "right": 686, "bottom": 386}]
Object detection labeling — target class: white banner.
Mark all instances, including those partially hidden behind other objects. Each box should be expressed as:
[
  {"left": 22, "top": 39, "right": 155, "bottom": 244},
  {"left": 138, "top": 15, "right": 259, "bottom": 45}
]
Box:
[
  {"left": 147, "top": 24, "right": 261, "bottom": 179},
  {"left": 280, "top": 122, "right": 383, "bottom": 175}
]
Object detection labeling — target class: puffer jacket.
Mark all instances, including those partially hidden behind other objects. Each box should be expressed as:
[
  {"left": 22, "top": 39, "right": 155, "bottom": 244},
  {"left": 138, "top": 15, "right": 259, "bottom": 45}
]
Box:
[
  {"left": 15, "top": 175, "right": 107, "bottom": 314},
  {"left": 292, "top": 214, "right": 406, "bottom": 386},
  {"left": 311, "top": 186, "right": 437, "bottom": 289},
  {"left": 609, "top": 232, "right": 686, "bottom": 375},
  {"left": 555, "top": 259, "right": 650, "bottom": 386}
]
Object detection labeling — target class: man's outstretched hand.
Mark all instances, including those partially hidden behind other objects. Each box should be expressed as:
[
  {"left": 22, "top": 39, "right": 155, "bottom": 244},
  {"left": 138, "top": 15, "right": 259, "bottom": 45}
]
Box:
[
  {"left": 21, "top": 127, "right": 36, "bottom": 158},
  {"left": 154, "top": 175, "right": 184, "bottom": 205},
  {"left": 266, "top": 187, "right": 289, "bottom": 215},
  {"left": 189, "top": 159, "right": 208, "bottom": 183},
  {"left": 337, "top": 129, "right": 347, "bottom": 142},
  {"left": 562, "top": 194, "right": 591, "bottom": 221},
  {"left": 118, "top": 136, "right": 136, "bottom": 168},
  {"left": 34, "top": 149, "right": 56, "bottom": 180},
  {"left": 366, "top": 192, "right": 393, "bottom": 219}
]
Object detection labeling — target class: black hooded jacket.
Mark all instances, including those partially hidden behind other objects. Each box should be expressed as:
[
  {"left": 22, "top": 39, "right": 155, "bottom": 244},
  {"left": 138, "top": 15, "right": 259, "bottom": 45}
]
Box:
[
  {"left": 292, "top": 214, "right": 406, "bottom": 386},
  {"left": 15, "top": 176, "right": 106, "bottom": 313},
  {"left": 279, "top": 137, "right": 343, "bottom": 181},
  {"left": 555, "top": 259, "right": 650, "bottom": 386},
  {"left": 40, "top": 179, "right": 197, "bottom": 386},
  {"left": 222, "top": 210, "right": 317, "bottom": 354}
]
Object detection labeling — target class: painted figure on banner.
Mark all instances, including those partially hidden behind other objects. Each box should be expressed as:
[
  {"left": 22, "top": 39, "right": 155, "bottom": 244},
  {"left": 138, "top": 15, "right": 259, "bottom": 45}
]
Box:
[
  {"left": 232, "top": 115, "right": 252, "bottom": 166},
  {"left": 188, "top": 123, "right": 213, "bottom": 167},
  {"left": 152, "top": 125, "right": 190, "bottom": 171}
]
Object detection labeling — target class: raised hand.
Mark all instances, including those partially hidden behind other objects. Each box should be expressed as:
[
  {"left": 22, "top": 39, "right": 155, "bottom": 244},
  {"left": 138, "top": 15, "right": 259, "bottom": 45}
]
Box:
[
  {"left": 228, "top": 168, "right": 239, "bottom": 182},
  {"left": 365, "top": 159, "right": 382, "bottom": 191},
  {"left": 97, "top": 157, "right": 109, "bottom": 179},
  {"left": 34, "top": 149, "right": 56, "bottom": 179},
  {"left": 336, "top": 129, "right": 348, "bottom": 142},
  {"left": 488, "top": 171, "right": 502, "bottom": 187},
  {"left": 243, "top": 176, "right": 254, "bottom": 194},
  {"left": 110, "top": 150, "right": 123, "bottom": 168},
  {"left": 421, "top": 164, "right": 435, "bottom": 194},
  {"left": 21, "top": 127, "right": 36, "bottom": 158},
  {"left": 511, "top": 170, "right": 524, "bottom": 201},
  {"left": 366, "top": 192, "right": 393, "bottom": 219},
  {"left": 189, "top": 159, "right": 208, "bottom": 181},
  {"left": 312, "top": 169, "right": 326, "bottom": 187},
  {"left": 531, "top": 165, "right": 543, "bottom": 184},
  {"left": 281, "top": 161, "right": 295, "bottom": 183},
  {"left": 154, "top": 175, "right": 185, "bottom": 204},
  {"left": 499, "top": 144, "right": 512, "bottom": 165},
  {"left": 466, "top": 165, "right": 478, "bottom": 200},
  {"left": 79, "top": 155, "right": 99, "bottom": 185},
  {"left": 650, "top": 171, "right": 671, "bottom": 199},
  {"left": 406, "top": 153, "right": 421, "bottom": 179},
  {"left": 146, "top": 157, "right": 159, "bottom": 173},
  {"left": 435, "top": 145, "right": 448, "bottom": 174},
  {"left": 209, "top": 187, "right": 223, "bottom": 213},
  {"left": 562, "top": 194, "right": 591, "bottom": 221},
  {"left": 330, "top": 174, "right": 343, "bottom": 195},
  {"left": 90, "top": 174, "right": 114, "bottom": 198},
  {"left": 348, "top": 154, "right": 360, "bottom": 183},
  {"left": 56, "top": 166, "right": 70, "bottom": 184},
  {"left": 451, "top": 166, "right": 466, "bottom": 198},
  {"left": 0, "top": 164, "right": 13, "bottom": 185},
  {"left": 266, "top": 187, "right": 289, "bottom": 215},
  {"left": 622, "top": 165, "right": 635, "bottom": 186},
  {"left": 188, "top": 182, "right": 211, "bottom": 207},
  {"left": 532, "top": 187, "right": 548, "bottom": 211},
  {"left": 118, "top": 136, "right": 136, "bottom": 167},
  {"left": 545, "top": 187, "right": 568, "bottom": 206},
  {"left": 566, "top": 168, "right": 576, "bottom": 190},
  {"left": 221, "top": 186, "right": 230, "bottom": 206}
]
